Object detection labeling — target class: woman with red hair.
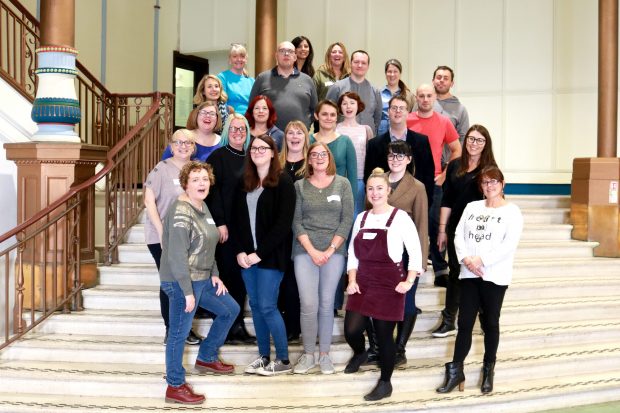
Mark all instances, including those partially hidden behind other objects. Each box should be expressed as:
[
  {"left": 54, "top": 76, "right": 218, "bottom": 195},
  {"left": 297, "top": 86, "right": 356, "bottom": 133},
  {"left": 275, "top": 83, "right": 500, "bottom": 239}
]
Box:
[{"left": 245, "top": 95, "right": 284, "bottom": 151}]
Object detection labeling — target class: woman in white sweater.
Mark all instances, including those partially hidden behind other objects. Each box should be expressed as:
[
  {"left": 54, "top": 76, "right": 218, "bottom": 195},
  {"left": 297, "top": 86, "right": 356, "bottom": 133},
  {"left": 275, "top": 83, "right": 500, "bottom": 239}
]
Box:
[{"left": 436, "top": 165, "right": 523, "bottom": 395}]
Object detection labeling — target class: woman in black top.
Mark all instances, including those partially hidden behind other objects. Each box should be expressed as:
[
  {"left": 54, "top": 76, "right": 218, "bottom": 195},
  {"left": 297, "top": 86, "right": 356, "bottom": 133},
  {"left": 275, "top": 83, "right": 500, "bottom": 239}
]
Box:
[{"left": 431, "top": 124, "right": 497, "bottom": 338}]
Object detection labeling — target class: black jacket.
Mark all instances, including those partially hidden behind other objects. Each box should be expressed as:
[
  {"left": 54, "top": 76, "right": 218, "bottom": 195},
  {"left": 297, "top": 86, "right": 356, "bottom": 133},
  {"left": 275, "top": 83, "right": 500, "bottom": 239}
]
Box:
[
  {"left": 364, "top": 130, "right": 435, "bottom": 205},
  {"left": 231, "top": 172, "right": 296, "bottom": 272}
]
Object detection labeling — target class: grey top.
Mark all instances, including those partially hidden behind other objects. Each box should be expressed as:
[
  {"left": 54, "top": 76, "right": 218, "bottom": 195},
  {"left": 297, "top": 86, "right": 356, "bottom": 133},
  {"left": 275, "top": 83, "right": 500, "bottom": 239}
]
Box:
[
  {"left": 326, "top": 77, "right": 382, "bottom": 135},
  {"left": 143, "top": 160, "right": 183, "bottom": 244},
  {"left": 292, "top": 175, "right": 354, "bottom": 257},
  {"left": 159, "top": 199, "right": 219, "bottom": 296},
  {"left": 249, "top": 67, "right": 318, "bottom": 130},
  {"left": 434, "top": 96, "right": 469, "bottom": 166},
  {"left": 246, "top": 187, "right": 264, "bottom": 249}
]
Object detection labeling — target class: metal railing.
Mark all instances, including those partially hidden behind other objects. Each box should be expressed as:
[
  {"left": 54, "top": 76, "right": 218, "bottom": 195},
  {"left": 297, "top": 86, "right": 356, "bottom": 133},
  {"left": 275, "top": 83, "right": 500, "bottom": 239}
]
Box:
[
  {"left": 0, "top": 92, "right": 172, "bottom": 351},
  {"left": 0, "top": 0, "right": 160, "bottom": 148}
]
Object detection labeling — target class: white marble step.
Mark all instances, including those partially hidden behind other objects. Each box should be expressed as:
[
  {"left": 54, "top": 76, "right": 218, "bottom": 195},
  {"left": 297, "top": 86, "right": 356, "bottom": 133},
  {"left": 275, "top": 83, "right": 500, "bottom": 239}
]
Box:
[
  {"left": 521, "top": 208, "right": 569, "bottom": 224},
  {"left": 0, "top": 340, "right": 618, "bottom": 400},
  {"left": 505, "top": 195, "right": 570, "bottom": 209}
]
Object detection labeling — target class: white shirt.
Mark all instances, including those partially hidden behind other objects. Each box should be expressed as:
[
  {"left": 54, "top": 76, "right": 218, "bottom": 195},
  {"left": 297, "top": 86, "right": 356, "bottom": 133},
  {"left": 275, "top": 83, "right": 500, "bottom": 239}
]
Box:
[
  {"left": 455, "top": 200, "right": 523, "bottom": 286},
  {"left": 347, "top": 208, "right": 423, "bottom": 274}
]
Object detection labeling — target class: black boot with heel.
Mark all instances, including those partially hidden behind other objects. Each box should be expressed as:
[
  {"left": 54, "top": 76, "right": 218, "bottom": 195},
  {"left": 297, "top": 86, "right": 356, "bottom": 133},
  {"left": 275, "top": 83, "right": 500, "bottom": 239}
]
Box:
[
  {"left": 394, "top": 314, "right": 417, "bottom": 366},
  {"left": 436, "top": 361, "right": 465, "bottom": 393},
  {"left": 481, "top": 361, "right": 495, "bottom": 393}
]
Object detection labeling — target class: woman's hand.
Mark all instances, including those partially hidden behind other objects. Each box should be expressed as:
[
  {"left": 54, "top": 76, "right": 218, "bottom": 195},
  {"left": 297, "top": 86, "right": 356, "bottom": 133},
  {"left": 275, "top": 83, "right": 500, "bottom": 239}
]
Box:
[
  {"left": 185, "top": 294, "right": 196, "bottom": 313},
  {"left": 437, "top": 232, "right": 447, "bottom": 252},
  {"left": 464, "top": 256, "right": 484, "bottom": 277},
  {"left": 309, "top": 248, "right": 328, "bottom": 266},
  {"left": 211, "top": 276, "right": 228, "bottom": 296},
  {"left": 395, "top": 281, "right": 413, "bottom": 294},
  {"left": 246, "top": 253, "right": 262, "bottom": 266},
  {"left": 346, "top": 281, "right": 361, "bottom": 295},
  {"left": 236, "top": 252, "right": 251, "bottom": 269},
  {"left": 217, "top": 225, "right": 228, "bottom": 243}
]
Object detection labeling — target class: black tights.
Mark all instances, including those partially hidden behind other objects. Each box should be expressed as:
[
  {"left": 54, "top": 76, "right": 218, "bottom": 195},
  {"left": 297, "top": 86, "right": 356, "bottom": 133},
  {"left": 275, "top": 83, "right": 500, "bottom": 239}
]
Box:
[{"left": 345, "top": 310, "right": 396, "bottom": 382}]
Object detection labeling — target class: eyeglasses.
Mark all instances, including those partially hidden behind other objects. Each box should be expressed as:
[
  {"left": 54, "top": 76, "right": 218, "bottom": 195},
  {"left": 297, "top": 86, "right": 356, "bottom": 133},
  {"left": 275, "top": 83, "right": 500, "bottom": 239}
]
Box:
[
  {"left": 198, "top": 110, "right": 217, "bottom": 118},
  {"left": 309, "top": 151, "right": 328, "bottom": 159},
  {"left": 229, "top": 126, "right": 247, "bottom": 133},
  {"left": 278, "top": 49, "right": 295, "bottom": 55},
  {"left": 389, "top": 106, "right": 407, "bottom": 113},
  {"left": 466, "top": 136, "right": 486, "bottom": 145},
  {"left": 250, "top": 146, "right": 271, "bottom": 154},
  {"left": 481, "top": 179, "right": 500, "bottom": 187},
  {"left": 387, "top": 153, "right": 406, "bottom": 161},
  {"left": 171, "top": 140, "right": 194, "bottom": 147}
]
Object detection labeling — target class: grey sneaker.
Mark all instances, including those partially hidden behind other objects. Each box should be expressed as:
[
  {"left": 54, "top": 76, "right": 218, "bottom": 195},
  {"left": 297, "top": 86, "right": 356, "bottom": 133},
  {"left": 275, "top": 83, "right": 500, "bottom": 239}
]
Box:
[
  {"left": 244, "top": 356, "right": 269, "bottom": 374},
  {"left": 293, "top": 353, "right": 316, "bottom": 374},
  {"left": 257, "top": 359, "right": 292, "bottom": 376},
  {"left": 319, "top": 354, "right": 335, "bottom": 374}
]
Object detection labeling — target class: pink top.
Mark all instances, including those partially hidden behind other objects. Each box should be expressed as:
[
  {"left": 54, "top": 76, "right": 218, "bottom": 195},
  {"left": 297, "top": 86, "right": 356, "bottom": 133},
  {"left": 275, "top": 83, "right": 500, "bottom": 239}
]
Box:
[
  {"left": 336, "top": 123, "right": 370, "bottom": 179},
  {"left": 406, "top": 112, "right": 459, "bottom": 176}
]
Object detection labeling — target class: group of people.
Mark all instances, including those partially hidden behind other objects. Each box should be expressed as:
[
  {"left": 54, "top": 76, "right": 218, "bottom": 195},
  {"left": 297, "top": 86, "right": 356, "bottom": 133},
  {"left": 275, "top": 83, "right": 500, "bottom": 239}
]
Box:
[{"left": 145, "top": 37, "right": 524, "bottom": 405}]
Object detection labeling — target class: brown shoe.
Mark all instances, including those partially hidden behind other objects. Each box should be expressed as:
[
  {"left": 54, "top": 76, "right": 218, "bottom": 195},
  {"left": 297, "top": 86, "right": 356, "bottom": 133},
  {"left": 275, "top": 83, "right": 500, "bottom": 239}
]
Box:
[
  {"left": 195, "top": 359, "right": 235, "bottom": 374},
  {"left": 165, "top": 383, "right": 205, "bottom": 405}
]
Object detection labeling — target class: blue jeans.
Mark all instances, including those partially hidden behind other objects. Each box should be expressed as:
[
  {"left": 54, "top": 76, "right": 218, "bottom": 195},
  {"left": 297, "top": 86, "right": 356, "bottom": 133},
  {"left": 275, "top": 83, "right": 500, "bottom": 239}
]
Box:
[
  {"left": 241, "top": 266, "right": 288, "bottom": 360},
  {"left": 162, "top": 279, "right": 240, "bottom": 386},
  {"left": 354, "top": 178, "right": 366, "bottom": 217},
  {"left": 429, "top": 184, "right": 448, "bottom": 276}
]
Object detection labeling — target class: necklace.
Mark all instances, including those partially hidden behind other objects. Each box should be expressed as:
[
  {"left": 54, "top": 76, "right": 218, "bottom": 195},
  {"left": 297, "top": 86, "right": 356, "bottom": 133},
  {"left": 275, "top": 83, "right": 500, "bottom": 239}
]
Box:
[{"left": 225, "top": 145, "right": 245, "bottom": 157}]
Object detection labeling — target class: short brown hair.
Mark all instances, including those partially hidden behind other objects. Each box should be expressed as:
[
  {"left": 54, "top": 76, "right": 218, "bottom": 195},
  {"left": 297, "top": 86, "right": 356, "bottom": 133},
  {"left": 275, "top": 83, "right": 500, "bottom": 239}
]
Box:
[
  {"left": 186, "top": 101, "right": 222, "bottom": 132},
  {"left": 478, "top": 165, "right": 505, "bottom": 198},
  {"left": 315, "top": 99, "right": 339, "bottom": 116},
  {"left": 337, "top": 92, "right": 365, "bottom": 115},
  {"left": 304, "top": 142, "right": 336, "bottom": 177},
  {"left": 179, "top": 161, "right": 215, "bottom": 190}
]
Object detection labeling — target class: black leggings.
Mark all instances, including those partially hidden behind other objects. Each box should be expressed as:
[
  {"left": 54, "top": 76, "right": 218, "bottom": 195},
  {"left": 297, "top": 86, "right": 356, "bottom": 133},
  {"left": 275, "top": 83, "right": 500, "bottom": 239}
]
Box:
[
  {"left": 147, "top": 243, "right": 169, "bottom": 329},
  {"left": 345, "top": 311, "right": 397, "bottom": 382},
  {"left": 453, "top": 278, "right": 507, "bottom": 363}
]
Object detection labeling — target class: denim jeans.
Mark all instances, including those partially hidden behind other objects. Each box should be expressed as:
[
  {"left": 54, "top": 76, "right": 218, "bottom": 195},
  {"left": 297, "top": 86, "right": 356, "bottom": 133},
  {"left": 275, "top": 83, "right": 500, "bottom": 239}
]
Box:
[
  {"left": 241, "top": 266, "right": 288, "bottom": 360},
  {"left": 161, "top": 279, "right": 240, "bottom": 386},
  {"left": 294, "top": 253, "right": 345, "bottom": 354},
  {"left": 429, "top": 184, "right": 448, "bottom": 276}
]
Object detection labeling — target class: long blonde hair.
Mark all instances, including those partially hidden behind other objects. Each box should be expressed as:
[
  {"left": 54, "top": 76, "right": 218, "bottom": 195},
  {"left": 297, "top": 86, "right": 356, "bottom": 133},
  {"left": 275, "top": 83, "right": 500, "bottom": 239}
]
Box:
[
  {"left": 279, "top": 121, "right": 310, "bottom": 177},
  {"left": 318, "top": 42, "right": 351, "bottom": 79},
  {"left": 193, "top": 74, "right": 228, "bottom": 105}
]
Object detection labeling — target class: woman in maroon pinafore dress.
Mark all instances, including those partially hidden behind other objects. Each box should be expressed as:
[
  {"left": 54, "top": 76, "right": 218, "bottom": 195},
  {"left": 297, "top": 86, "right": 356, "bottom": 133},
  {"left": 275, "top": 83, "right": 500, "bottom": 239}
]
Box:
[{"left": 343, "top": 167, "right": 424, "bottom": 401}]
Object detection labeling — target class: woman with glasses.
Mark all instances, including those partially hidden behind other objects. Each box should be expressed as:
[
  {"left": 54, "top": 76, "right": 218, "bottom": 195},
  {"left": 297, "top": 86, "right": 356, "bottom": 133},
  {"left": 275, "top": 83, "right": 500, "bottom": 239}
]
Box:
[
  {"left": 245, "top": 95, "right": 284, "bottom": 151},
  {"left": 145, "top": 129, "right": 202, "bottom": 345},
  {"left": 278, "top": 121, "right": 311, "bottom": 342},
  {"left": 336, "top": 92, "right": 374, "bottom": 216},
  {"left": 436, "top": 165, "right": 522, "bottom": 394},
  {"left": 162, "top": 102, "right": 221, "bottom": 162},
  {"left": 378, "top": 59, "right": 414, "bottom": 136},
  {"left": 292, "top": 142, "right": 354, "bottom": 375},
  {"left": 343, "top": 167, "right": 423, "bottom": 401},
  {"left": 194, "top": 74, "right": 234, "bottom": 132},
  {"left": 218, "top": 44, "right": 255, "bottom": 115},
  {"left": 432, "top": 125, "right": 499, "bottom": 339},
  {"left": 206, "top": 114, "right": 255, "bottom": 344},
  {"left": 231, "top": 135, "right": 296, "bottom": 376}
]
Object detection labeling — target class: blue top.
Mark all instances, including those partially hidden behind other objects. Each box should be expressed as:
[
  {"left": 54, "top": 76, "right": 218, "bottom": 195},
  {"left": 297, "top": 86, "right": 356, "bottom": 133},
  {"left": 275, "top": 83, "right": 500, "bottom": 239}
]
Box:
[
  {"left": 378, "top": 86, "right": 401, "bottom": 136},
  {"left": 218, "top": 70, "right": 255, "bottom": 115},
  {"left": 309, "top": 133, "right": 357, "bottom": 196},
  {"left": 162, "top": 138, "right": 222, "bottom": 162}
]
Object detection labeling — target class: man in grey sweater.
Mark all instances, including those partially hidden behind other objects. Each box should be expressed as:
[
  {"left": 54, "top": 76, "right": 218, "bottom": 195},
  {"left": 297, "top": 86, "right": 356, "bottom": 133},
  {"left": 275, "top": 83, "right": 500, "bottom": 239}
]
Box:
[
  {"left": 249, "top": 41, "right": 318, "bottom": 131},
  {"left": 326, "top": 50, "right": 382, "bottom": 135}
]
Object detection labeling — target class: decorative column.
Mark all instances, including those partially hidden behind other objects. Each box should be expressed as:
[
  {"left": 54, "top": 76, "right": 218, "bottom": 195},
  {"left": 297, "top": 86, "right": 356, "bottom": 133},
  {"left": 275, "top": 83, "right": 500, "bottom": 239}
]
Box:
[
  {"left": 570, "top": 0, "right": 620, "bottom": 257},
  {"left": 31, "top": 0, "right": 80, "bottom": 142},
  {"left": 255, "top": 0, "right": 277, "bottom": 74}
]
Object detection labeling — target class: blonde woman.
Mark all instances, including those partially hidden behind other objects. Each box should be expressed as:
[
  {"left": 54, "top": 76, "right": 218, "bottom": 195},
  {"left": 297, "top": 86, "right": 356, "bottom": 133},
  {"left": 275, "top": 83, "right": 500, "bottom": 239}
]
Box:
[
  {"left": 194, "top": 74, "right": 234, "bottom": 132},
  {"left": 218, "top": 44, "right": 255, "bottom": 115},
  {"left": 313, "top": 42, "right": 351, "bottom": 102}
]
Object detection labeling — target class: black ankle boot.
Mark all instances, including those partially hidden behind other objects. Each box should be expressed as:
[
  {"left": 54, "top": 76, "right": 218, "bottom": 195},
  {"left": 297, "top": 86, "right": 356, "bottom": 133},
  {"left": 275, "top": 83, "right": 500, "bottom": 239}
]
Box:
[
  {"left": 364, "top": 379, "right": 392, "bottom": 401},
  {"left": 436, "top": 361, "right": 465, "bottom": 393},
  {"left": 364, "top": 319, "right": 379, "bottom": 366},
  {"left": 344, "top": 351, "right": 368, "bottom": 374},
  {"left": 481, "top": 361, "right": 495, "bottom": 393},
  {"left": 226, "top": 321, "right": 256, "bottom": 344},
  {"left": 395, "top": 314, "right": 417, "bottom": 366}
]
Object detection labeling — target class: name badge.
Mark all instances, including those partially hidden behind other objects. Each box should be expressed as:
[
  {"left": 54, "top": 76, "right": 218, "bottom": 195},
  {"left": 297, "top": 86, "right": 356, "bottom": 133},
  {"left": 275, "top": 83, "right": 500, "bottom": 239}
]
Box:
[
  {"left": 325, "top": 81, "right": 334, "bottom": 86},
  {"left": 362, "top": 232, "right": 377, "bottom": 240},
  {"left": 206, "top": 218, "right": 215, "bottom": 225},
  {"left": 173, "top": 178, "right": 180, "bottom": 186},
  {"left": 327, "top": 195, "right": 341, "bottom": 202}
]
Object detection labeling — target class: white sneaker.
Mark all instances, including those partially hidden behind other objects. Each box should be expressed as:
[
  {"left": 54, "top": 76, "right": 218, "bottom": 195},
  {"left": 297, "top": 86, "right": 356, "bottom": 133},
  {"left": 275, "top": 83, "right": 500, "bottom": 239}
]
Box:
[
  {"left": 244, "top": 356, "right": 268, "bottom": 374},
  {"left": 319, "top": 354, "right": 335, "bottom": 374},
  {"left": 257, "top": 359, "right": 292, "bottom": 376},
  {"left": 293, "top": 353, "right": 316, "bottom": 374}
]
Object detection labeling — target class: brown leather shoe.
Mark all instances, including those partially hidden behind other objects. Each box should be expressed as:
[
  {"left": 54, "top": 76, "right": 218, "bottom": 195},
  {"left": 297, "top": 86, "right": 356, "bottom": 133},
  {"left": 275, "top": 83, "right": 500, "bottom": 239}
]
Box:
[
  {"left": 165, "top": 383, "right": 205, "bottom": 405},
  {"left": 195, "top": 359, "right": 235, "bottom": 374}
]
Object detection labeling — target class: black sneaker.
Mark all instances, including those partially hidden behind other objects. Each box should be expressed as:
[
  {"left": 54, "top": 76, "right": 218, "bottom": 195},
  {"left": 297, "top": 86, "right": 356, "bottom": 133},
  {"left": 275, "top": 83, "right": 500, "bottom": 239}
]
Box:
[
  {"left": 185, "top": 329, "right": 202, "bottom": 345},
  {"left": 344, "top": 351, "right": 368, "bottom": 374},
  {"left": 431, "top": 322, "right": 456, "bottom": 338}
]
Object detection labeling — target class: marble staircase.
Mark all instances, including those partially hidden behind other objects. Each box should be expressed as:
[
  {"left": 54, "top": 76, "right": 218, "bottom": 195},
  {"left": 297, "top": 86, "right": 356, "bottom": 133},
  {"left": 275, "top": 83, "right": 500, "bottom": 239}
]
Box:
[{"left": 0, "top": 195, "right": 619, "bottom": 412}]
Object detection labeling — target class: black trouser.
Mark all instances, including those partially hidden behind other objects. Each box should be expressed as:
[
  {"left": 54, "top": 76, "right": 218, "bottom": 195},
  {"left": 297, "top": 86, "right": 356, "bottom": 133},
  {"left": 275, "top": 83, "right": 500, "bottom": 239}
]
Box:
[
  {"left": 441, "top": 231, "right": 461, "bottom": 323},
  {"left": 452, "top": 278, "right": 507, "bottom": 363},
  {"left": 278, "top": 258, "right": 301, "bottom": 337},
  {"left": 216, "top": 239, "right": 247, "bottom": 325},
  {"left": 345, "top": 311, "right": 397, "bottom": 382},
  {"left": 147, "top": 243, "right": 169, "bottom": 329}
]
